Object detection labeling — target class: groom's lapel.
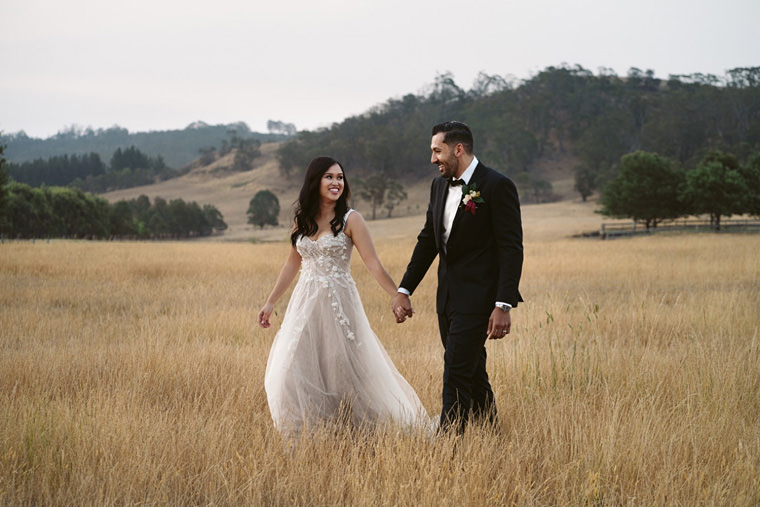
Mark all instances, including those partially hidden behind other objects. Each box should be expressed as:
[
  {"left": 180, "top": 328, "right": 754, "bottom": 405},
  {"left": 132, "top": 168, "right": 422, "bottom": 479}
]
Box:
[
  {"left": 448, "top": 164, "right": 484, "bottom": 244},
  {"left": 448, "top": 201, "right": 465, "bottom": 244},
  {"left": 434, "top": 178, "right": 448, "bottom": 247}
]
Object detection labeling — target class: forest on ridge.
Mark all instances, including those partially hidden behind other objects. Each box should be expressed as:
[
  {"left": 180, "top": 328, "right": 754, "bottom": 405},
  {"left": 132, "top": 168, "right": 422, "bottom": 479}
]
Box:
[{"left": 277, "top": 65, "right": 760, "bottom": 202}]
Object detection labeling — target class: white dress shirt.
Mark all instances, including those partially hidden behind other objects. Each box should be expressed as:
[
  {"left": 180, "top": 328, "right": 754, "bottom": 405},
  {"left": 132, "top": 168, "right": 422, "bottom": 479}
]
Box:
[{"left": 442, "top": 157, "right": 479, "bottom": 245}]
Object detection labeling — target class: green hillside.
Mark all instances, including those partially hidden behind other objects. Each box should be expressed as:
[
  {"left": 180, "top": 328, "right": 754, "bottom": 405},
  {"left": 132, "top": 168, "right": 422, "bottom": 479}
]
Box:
[
  {"left": 276, "top": 66, "right": 760, "bottom": 204},
  {"left": 2, "top": 121, "right": 289, "bottom": 169}
]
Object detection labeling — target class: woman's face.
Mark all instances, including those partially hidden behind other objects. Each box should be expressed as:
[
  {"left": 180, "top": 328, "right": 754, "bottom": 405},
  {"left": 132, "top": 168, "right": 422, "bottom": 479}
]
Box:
[{"left": 319, "top": 164, "right": 344, "bottom": 203}]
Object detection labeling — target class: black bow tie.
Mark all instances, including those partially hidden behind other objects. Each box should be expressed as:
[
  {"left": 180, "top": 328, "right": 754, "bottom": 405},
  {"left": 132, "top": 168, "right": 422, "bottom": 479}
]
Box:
[{"left": 448, "top": 178, "right": 464, "bottom": 187}]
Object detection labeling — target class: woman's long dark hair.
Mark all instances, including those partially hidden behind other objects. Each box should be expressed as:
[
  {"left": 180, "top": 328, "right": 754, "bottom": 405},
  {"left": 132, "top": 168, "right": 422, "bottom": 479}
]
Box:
[{"left": 290, "top": 157, "right": 351, "bottom": 245}]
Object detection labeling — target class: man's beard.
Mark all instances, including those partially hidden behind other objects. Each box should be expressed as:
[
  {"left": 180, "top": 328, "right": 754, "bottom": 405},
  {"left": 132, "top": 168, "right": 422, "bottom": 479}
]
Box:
[{"left": 439, "top": 155, "right": 458, "bottom": 179}]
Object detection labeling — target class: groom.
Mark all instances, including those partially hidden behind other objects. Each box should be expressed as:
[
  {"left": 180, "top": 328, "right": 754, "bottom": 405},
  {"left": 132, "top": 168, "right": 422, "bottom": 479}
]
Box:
[{"left": 392, "top": 121, "right": 523, "bottom": 433}]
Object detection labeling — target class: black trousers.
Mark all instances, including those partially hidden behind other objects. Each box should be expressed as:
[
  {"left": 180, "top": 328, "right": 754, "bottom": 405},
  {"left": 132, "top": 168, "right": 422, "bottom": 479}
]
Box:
[{"left": 437, "top": 301, "right": 497, "bottom": 433}]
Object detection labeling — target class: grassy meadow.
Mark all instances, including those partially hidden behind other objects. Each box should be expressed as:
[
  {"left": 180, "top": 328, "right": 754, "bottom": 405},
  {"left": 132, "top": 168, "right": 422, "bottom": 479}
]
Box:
[{"left": 1, "top": 208, "right": 759, "bottom": 505}]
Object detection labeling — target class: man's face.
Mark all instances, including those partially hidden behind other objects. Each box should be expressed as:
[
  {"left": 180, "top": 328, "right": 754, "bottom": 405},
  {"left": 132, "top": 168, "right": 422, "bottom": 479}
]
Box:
[{"left": 430, "top": 132, "right": 459, "bottom": 179}]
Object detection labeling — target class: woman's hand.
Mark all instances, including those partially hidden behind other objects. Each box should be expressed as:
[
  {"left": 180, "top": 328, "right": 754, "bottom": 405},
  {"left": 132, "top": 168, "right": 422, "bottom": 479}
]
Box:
[
  {"left": 258, "top": 245, "right": 302, "bottom": 330},
  {"left": 258, "top": 302, "right": 274, "bottom": 328}
]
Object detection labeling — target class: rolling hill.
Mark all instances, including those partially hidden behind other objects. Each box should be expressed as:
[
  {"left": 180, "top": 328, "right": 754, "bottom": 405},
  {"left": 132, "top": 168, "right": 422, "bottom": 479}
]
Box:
[{"left": 101, "top": 142, "right": 600, "bottom": 243}]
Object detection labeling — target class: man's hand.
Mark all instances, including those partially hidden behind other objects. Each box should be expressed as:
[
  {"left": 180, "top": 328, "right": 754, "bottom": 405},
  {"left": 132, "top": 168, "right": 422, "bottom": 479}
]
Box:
[
  {"left": 486, "top": 307, "right": 511, "bottom": 339},
  {"left": 391, "top": 293, "right": 414, "bottom": 323}
]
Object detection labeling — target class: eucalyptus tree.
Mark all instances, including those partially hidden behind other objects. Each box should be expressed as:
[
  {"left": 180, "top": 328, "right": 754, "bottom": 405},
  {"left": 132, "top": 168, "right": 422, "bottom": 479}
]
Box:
[
  {"left": 680, "top": 151, "right": 751, "bottom": 230},
  {"left": 599, "top": 151, "right": 685, "bottom": 229},
  {"left": 247, "top": 190, "right": 280, "bottom": 229}
]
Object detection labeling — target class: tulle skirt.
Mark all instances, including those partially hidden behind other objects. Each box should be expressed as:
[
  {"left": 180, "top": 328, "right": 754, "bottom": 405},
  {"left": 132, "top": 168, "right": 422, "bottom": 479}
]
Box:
[{"left": 264, "top": 275, "right": 430, "bottom": 437}]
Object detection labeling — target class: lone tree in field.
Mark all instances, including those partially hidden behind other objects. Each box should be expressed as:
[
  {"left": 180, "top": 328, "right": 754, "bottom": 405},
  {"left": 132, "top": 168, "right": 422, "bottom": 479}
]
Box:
[
  {"left": 357, "top": 172, "right": 407, "bottom": 220},
  {"left": 247, "top": 190, "right": 280, "bottom": 229},
  {"left": 357, "top": 173, "right": 387, "bottom": 220},
  {"left": 599, "top": 151, "right": 685, "bottom": 229},
  {"left": 383, "top": 180, "right": 407, "bottom": 218},
  {"left": 680, "top": 150, "right": 750, "bottom": 230},
  {"left": 573, "top": 163, "right": 596, "bottom": 202}
]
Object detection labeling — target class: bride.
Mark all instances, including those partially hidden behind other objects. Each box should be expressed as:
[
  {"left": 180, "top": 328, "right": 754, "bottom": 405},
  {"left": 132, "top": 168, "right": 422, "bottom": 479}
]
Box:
[{"left": 258, "top": 156, "right": 429, "bottom": 437}]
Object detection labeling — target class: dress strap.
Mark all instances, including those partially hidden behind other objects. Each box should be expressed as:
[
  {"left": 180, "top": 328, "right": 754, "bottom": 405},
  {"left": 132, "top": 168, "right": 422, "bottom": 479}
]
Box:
[{"left": 343, "top": 208, "right": 355, "bottom": 225}]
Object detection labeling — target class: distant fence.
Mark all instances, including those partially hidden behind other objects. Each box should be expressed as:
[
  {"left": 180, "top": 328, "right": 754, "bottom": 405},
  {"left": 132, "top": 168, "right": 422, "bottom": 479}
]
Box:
[
  {"left": 590, "top": 218, "right": 760, "bottom": 239},
  {"left": 598, "top": 218, "right": 760, "bottom": 239}
]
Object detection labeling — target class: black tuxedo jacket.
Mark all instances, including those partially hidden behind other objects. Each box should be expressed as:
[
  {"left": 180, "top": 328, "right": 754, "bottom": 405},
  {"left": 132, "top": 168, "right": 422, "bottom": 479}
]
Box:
[{"left": 400, "top": 162, "right": 523, "bottom": 314}]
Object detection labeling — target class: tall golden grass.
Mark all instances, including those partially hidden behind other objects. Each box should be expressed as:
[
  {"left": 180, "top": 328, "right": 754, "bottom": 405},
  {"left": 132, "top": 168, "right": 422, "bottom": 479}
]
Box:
[{"left": 1, "top": 229, "right": 759, "bottom": 505}]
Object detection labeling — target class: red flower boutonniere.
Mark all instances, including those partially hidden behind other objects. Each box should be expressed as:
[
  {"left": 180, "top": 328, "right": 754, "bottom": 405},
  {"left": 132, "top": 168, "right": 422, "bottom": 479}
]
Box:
[{"left": 460, "top": 182, "right": 485, "bottom": 215}]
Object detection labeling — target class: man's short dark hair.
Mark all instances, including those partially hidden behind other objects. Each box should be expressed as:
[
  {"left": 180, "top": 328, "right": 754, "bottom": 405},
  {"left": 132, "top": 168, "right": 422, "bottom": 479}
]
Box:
[{"left": 432, "top": 121, "right": 474, "bottom": 153}]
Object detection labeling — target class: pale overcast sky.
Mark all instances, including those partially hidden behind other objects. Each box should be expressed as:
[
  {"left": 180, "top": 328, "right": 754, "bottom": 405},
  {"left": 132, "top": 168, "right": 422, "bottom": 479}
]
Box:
[{"left": 1, "top": 0, "right": 758, "bottom": 138}]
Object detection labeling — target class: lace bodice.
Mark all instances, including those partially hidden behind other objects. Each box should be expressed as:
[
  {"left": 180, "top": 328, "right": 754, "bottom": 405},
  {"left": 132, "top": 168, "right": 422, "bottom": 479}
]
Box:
[
  {"left": 296, "top": 209, "right": 355, "bottom": 283},
  {"left": 296, "top": 231, "right": 353, "bottom": 280},
  {"left": 295, "top": 231, "right": 356, "bottom": 340}
]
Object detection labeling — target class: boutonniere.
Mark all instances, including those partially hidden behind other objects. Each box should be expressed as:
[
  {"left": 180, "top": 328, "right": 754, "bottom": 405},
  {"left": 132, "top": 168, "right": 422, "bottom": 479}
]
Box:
[{"left": 460, "top": 182, "right": 485, "bottom": 215}]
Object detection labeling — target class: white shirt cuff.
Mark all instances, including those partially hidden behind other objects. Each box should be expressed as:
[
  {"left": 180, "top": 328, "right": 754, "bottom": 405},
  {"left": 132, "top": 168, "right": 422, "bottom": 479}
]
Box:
[{"left": 397, "top": 287, "right": 411, "bottom": 296}]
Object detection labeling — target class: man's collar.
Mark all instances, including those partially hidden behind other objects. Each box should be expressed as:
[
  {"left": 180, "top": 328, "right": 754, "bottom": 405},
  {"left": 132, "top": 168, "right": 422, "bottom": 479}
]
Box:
[{"left": 458, "top": 156, "right": 478, "bottom": 184}]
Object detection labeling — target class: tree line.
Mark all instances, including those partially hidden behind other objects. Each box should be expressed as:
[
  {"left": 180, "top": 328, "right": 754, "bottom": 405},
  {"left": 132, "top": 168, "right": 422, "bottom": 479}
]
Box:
[
  {"left": 275, "top": 65, "right": 760, "bottom": 203},
  {"left": 0, "top": 145, "right": 227, "bottom": 240},
  {"left": 7, "top": 127, "right": 266, "bottom": 194},
  {"left": 2, "top": 184, "right": 227, "bottom": 240},
  {"left": 5, "top": 146, "right": 184, "bottom": 193},
  {"left": 599, "top": 149, "right": 760, "bottom": 230}
]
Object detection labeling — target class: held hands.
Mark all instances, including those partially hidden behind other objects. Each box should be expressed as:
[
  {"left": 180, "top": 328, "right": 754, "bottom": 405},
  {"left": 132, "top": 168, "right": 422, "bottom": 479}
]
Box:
[
  {"left": 486, "top": 307, "right": 511, "bottom": 340},
  {"left": 391, "top": 293, "right": 414, "bottom": 323},
  {"left": 258, "top": 302, "right": 274, "bottom": 329}
]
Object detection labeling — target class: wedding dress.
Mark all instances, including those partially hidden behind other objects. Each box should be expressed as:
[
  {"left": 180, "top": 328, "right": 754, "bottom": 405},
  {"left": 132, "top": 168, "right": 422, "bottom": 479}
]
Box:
[{"left": 264, "top": 210, "right": 429, "bottom": 437}]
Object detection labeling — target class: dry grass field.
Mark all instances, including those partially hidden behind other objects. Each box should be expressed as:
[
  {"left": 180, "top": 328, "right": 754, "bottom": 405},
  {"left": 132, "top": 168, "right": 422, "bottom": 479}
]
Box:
[{"left": 1, "top": 205, "right": 759, "bottom": 505}]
